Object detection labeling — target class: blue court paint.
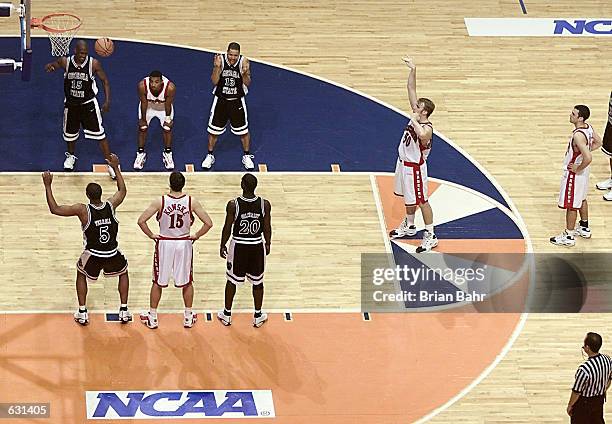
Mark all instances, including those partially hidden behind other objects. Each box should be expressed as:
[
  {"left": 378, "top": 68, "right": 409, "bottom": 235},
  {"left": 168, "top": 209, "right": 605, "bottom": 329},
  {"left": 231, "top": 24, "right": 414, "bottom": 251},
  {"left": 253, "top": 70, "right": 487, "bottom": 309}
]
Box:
[
  {"left": 518, "top": 0, "right": 527, "bottom": 14},
  {"left": 0, "top": 37, "right": 510, "bottom": 208}
]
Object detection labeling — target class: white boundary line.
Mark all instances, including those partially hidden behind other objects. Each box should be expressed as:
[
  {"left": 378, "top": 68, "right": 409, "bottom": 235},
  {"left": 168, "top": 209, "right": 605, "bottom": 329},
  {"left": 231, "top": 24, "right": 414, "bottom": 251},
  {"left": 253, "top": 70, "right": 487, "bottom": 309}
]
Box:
[
  {"left": 0, "top": 308, "right": 362, "bottom": 314},
  {"left": 0, "top": 34, "right": 533, "bottom": 421}
]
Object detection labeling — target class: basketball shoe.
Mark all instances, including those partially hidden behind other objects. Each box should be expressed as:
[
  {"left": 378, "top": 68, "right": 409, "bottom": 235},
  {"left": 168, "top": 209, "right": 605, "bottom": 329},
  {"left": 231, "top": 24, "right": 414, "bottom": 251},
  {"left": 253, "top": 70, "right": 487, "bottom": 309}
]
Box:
[
  {"left": 162, "top": 151, "right": 174, "bottom": 170},
  {"left": 217, "top": 310, "right": 232, "bottom": 326},
  {"left": 133, "top": 151, "right": 147, "bottom": 170},
  {"left": 575, "top": 226, "right": 591, "bottom": 239},
  {"left": 253, "top": 312, "right": 268, "bottom": 328},
  {"left": 63, "top": 152, "right": 77, "bottom": 171},
  {"left": 604, "top": 190, "right": 612, "bottom": 202},
  {"left": 389, "top": 218, "right": 417, "bottom": 238},
  {"left": 242, "top": 154, "right": 255, "bottom": 170},
  {"left": 550, "top": 230, "right": 576, "bottom": 247},
  {"left": 74, "top": 309, "right": 89, "bottom": 326},
  {"left": 416, "top": 230, "right": 438, "bottom": 253},
  {"left": 118, "top": 307, "right": 130, "bottom": 324},
  {"left": 202, "top": 153, "right": 215, "bottom": 169},
  {"left": 596, "top": 178, "right": 612, "bottom": 190},
  {"left": 107, "top": 165, "right": 116, "bottom": 180},
  {"left": 139, "top": 311, "right": 158, "bottom": 329},
  {"left": 183, "top": 311, "right": 197, "bottom": 328}
]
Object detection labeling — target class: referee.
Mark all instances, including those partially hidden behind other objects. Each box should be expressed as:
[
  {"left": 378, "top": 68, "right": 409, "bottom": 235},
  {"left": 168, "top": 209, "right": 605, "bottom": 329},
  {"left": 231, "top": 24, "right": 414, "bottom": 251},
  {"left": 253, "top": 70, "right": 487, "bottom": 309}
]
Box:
[{"left": 568, "top": 332, "right": 612, "bottom": 423}]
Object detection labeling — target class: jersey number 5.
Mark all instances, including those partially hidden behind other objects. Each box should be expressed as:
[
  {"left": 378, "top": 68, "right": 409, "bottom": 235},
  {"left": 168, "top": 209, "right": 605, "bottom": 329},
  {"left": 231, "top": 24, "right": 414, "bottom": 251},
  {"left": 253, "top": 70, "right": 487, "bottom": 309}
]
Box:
[{"left": 99, "top": 226, "right": 110, "bottom": 243}]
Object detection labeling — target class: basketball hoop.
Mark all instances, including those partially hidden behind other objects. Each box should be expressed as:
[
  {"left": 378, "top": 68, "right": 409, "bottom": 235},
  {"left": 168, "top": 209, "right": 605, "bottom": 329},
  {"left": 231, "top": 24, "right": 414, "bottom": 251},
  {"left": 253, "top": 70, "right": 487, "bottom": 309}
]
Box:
[{"left": 31, "top": 13, "right": 82, "bottom": 56}]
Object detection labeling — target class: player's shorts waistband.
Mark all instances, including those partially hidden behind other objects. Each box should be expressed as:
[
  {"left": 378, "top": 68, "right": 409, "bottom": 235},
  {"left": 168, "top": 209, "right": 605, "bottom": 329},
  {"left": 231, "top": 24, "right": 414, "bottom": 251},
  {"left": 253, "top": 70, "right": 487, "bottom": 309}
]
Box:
[
  {"left": 157, "top": 236, "right": 191, "bottom": 241},
  {"left": 399, "top": 157, "right": 424, "bottom": 167}
]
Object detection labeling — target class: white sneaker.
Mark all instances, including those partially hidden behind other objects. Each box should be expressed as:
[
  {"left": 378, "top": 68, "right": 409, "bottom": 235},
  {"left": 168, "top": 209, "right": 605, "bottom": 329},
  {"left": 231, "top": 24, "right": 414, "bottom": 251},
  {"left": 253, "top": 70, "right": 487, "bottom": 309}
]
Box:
[
  {"left": 202, "top": 153, "right": 215, "bottom": 169},
  {"left": 139, "top": 311, "right": 158, "bottom": 329},
  {"left": 416, "top": 231, "right": 439, "bottom": 253},
  {"left": 162, "top": 151, "right": 174, "bottom": 170},
  {"left": 596, "top": 178, "right": 612, "bottom": 190},
  {"left": 389, "top": 219, "right": 417, "bottom": 238},
  {"left": 183, "top": 311, "right": 197, "bottom": 328},
  {"left": 74, "top": 309, "right": 89, "bottom": 326},
  {"left": 549, "top": 231, "right": 576, "bottom": 247},
  {"left": 217, "top": 310, "right": 232, "bottom": 326},
  {"left": 575, "top": 226, "right": 591, "bottom": 239},
  {"left": 63, "top": 152, "right": 77, "bottom": 171},
  {"left": 107, "top": 165, "right": 116, "bottom": 180},
  {"left": 253, "top": 312, "right": 268, "bottom": 328},
  {"left": 604, "top": 190, "right": 612, "bottom": 201},
  {"left": 118, "top": 308, "right": 130, "bottom": 324},
  {"left": 242, "top": 154, "right": 255, "bottom": 170},
  {"left": 133, "top": 151, "right": 147, "bottom": 170}
]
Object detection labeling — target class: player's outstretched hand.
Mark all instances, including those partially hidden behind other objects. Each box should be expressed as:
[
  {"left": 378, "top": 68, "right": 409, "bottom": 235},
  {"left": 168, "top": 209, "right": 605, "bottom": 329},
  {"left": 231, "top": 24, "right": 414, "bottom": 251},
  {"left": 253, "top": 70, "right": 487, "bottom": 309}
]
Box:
[
  {"left": 220, "top": 245, "right": 228, "bottom": 259},
  {"left": 101, "top": 102, "right": 110, "bottom": 114},
  {"left": 402, "top": 56, "right": 416, "bottom": 70},
  {"left": 265, "top": 243, "right": 270, "bottom": 256},
  {"left": 106, "top": 153, "right": 120, "bottom": 169},
  {"left": 44, "top": 63, "right": 56, "bottom": 73},
  {"left": 214, "top": 54, "right": 222, "bottom": 68},
  {"left": 42, "top": 171, "right": 53, "bottom": 186}
]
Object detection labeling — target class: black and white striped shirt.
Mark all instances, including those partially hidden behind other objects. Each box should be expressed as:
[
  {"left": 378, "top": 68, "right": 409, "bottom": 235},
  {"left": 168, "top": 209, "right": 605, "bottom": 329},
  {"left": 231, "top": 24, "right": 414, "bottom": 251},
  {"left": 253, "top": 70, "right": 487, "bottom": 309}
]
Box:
[{"left": 572, "top": 353, "right": 612, "bottom": 397}]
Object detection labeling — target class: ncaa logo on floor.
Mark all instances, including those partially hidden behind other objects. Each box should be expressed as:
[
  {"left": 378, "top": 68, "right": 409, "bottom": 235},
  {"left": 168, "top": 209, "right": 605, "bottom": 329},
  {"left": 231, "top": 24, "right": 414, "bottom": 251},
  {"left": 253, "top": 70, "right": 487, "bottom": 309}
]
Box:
[{"left": 86, "top": 390, "right": 276, "bottom": 419}]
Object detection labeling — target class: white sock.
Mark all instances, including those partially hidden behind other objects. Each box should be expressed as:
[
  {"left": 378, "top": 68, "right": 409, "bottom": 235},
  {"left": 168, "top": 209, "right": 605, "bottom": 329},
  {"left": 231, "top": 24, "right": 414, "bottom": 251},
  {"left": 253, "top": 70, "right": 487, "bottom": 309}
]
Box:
[
  {"left": 406, "top": 214, "right": 416, "bottom": 226},
  {"left": 565, "top": 229, "right": 575, "bottom": 238},
  {"left": 149, "top": 308, "right": 157, "bottom": 319},
  {"left": 185, "top": 308, "right": 192, "bottom": 315},
  {"left": 425, "top": 224, "right": 434, "bottom": 234}
]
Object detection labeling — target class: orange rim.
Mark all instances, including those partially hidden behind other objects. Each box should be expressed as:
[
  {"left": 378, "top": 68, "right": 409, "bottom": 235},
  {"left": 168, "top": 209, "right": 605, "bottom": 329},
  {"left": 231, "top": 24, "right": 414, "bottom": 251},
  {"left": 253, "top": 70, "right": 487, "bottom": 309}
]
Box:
[{"left": 31, "top": 13, "right": 82, "bottom": 33}]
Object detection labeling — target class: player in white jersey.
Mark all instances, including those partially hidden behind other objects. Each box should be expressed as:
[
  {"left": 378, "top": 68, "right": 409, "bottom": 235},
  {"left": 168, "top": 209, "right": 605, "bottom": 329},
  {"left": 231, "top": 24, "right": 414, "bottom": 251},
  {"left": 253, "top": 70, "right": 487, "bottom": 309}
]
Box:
[
  {"left": 551, "top": 105, "right": 602, "bottom": 247},
  {"left": 137, "top": 172, "right": 213, "bottom": 328},
  {"left": 389, "top": 57, "right": 438, "bottom": 253},
  {"left": 134, "top": 70, "right": 177, "bottom": 170}
]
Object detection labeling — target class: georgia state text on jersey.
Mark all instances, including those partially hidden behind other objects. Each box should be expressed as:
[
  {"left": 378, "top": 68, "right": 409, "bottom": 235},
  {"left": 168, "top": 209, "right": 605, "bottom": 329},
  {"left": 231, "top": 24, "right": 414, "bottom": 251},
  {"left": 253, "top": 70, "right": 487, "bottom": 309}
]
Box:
[
  {"left": 64, "top": 56, "right": 98, "bottom": 106},
  {"left": 156, "top": 194, "right": 194, "bottom": 239},
  {"left": 397, "top": 121, "right": 433, "bottom": 164},
  {"left": 83, "top": 202, "right": 119, "bottom": 257},
  {"left": 214, "top": 54, "right": 248, "bottom": 99},
  {"left": 232, "top": 196, "right": 265, "bottom": 244}
]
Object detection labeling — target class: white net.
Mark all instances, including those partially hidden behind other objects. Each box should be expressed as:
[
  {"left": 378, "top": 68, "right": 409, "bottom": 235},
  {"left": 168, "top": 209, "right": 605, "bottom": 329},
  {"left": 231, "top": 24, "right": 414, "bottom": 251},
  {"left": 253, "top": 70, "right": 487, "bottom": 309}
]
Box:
[{"left": 41, "top": 14, "right": 82, "bottom": 56}]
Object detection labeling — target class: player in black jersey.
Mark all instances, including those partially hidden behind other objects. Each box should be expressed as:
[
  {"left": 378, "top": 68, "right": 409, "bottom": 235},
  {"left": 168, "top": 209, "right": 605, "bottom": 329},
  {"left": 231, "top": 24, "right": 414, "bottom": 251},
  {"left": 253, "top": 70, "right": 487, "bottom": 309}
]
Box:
[
  {"left": 45, "top": 40, "right": 115, "bottom": 178},
  {"left": 218, "top": 173, "right": 271, "bottom": 328},
  {"left": 202, "top": 42, "right": 255, "bottom": 171},
  {"left": 42, "top": 153, "right": 130, "bottom": 326}
]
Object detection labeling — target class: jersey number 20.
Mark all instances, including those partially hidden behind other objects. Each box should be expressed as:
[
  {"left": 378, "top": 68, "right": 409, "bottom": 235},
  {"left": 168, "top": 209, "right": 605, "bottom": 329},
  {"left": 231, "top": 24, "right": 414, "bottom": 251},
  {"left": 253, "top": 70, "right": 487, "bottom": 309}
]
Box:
[{"left": 239, "top": 220, "right": 260, "bottom": 235}]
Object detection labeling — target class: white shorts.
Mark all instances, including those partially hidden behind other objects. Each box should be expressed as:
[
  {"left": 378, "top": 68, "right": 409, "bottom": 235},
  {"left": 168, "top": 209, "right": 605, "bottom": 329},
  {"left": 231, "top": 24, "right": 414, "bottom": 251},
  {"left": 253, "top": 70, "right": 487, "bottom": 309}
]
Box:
[
  {"left": 152, "top": 238, "right": 193, "bottom": 287},
  {"left": 138, "top": 103, "right": 174, "bottom": 129},
  {"left": 394, "top": 158, "right": 429, "bottom": 206},
  {"left": 558, "top": 170, "right": 589, "bottom": 210}
]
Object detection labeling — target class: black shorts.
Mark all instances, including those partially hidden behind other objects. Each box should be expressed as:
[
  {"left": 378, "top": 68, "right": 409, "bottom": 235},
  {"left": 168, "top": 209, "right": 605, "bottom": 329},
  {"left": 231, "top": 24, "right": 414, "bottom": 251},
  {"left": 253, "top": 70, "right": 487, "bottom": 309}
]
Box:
[
  {"left": 226, "top": 240, "right": 265, "bottom": 285},
  {"left": 207, "top": 96, "right": 248, "bottom": 136},
  {"left": 570, "top": 395, "right": 604, "bottom": 424},
  {"left": 602, "top": 120, "right": 612, "bottom": 157},
  {"left": 63, "top": 98, "right": 106, "bottom": 142},
  {"left": 77, "top": 250, "right": 128, "bottom": 280}
]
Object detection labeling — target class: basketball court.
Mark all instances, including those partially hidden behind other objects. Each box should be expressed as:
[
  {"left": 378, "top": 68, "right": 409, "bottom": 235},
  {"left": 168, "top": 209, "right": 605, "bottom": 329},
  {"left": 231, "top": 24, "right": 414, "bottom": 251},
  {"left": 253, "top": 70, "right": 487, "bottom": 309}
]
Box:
[{"left": 0, "top": 0, "right": 611, "bottom": 422}]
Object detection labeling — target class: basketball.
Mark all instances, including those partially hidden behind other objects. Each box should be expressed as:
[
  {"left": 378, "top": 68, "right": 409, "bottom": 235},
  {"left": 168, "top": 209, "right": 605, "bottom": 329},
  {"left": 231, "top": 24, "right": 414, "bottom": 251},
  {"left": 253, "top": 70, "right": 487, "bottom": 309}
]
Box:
[{"left": 94, "top": 38, "right": 114, "bottom": 57}]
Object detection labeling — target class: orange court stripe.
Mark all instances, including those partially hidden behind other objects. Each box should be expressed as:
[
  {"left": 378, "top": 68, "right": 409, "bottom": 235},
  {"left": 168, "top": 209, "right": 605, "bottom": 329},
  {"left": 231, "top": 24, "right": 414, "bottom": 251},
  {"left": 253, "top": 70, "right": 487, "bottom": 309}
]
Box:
[
  {"left": 258, "top": 163, "right": 268, "bottom": 172},
  {"left": 185, "top": 164, "right": 194, "bottom": 172},
  {"left": 92, "top": 164, "right": 107, "bottom": 173},
  {"left": 331, "top": 164, "right": 341, "bottom": 172}
]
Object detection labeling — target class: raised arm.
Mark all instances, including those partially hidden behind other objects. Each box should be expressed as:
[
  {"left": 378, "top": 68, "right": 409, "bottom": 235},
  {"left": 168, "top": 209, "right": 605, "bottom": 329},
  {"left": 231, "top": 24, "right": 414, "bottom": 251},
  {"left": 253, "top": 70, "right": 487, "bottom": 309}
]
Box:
[
  {"left": 211, "top": 54, "right": 222, "bottom": 86},
  {"left": 402, "top": 56, "right": 419, "bottom": 112},
  {"left": 263, "top": 199, "right": 271, "bottom": 255},
  {"left": 219, "top": 200, "right": 236, "bottom": 258},
  {"left": 45, "top": 56, "right": 67, "bottom": 73},
  {"left": 92, "top": 58, "right": 111, "bottom": 113},
  {"left": 106, "top": 154, "right": 127, "bottom": 208},
  {"left": 190, "top": 198, "right": 213, "bottom": 241},
  {"left": 42, "top": 171, "right": 87, "bottom": 224},
  {"left": 137, "top": 197, "right": 162, "bottom": 240}
]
